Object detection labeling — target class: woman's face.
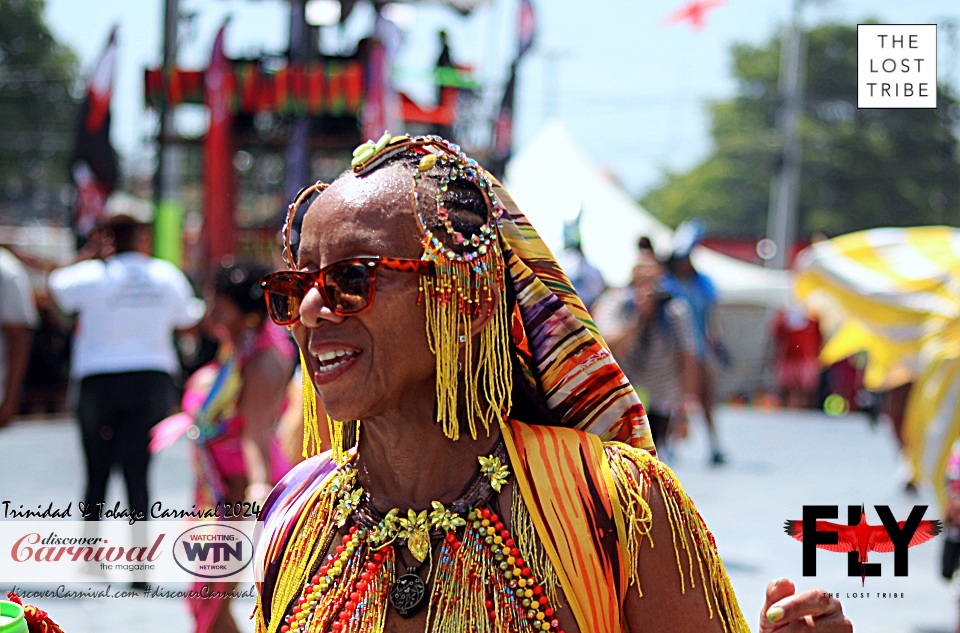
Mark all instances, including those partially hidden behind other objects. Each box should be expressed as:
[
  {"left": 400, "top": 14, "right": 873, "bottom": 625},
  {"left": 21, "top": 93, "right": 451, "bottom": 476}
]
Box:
[
  {"left": 204, "top": 293, "right": 247, "bottom": 344},
  {"left": 292, "top": 165, "right": 438, "bottom": 422},
  {"left": 632, "top": 259, "right": 662, "bottom": 316}
]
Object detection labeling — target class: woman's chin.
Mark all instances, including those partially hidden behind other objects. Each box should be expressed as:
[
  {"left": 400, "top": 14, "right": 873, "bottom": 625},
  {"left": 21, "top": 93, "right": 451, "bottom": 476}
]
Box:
[{"left": 316, "top": 393, "right": 364, "bottom": 424}]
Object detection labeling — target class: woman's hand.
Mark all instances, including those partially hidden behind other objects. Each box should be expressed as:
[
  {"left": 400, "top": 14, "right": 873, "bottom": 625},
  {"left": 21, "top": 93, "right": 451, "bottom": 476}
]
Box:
[{"left": 759, "top": 578, "right": 852, "bottom": 632}]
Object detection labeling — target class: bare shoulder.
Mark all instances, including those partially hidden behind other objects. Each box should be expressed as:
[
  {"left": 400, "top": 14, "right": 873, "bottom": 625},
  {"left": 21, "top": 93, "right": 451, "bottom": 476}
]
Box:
[{"left": 603, "top": 444, "right": 750, "bottom": 633}]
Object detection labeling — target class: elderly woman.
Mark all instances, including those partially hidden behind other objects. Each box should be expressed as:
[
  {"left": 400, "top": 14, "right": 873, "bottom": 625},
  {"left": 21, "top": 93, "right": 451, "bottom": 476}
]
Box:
[{"left": 254, "top": 135, "right": 851, "bottom": 633}]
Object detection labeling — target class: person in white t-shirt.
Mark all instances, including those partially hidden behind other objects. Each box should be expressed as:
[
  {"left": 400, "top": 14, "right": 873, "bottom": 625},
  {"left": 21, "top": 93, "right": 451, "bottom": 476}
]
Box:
[
  {"left": 49, "top": 215, "right": 203, "bottom": 523},
  {"left": 0, "top": 247, "right": 39, "bottom": 428}
]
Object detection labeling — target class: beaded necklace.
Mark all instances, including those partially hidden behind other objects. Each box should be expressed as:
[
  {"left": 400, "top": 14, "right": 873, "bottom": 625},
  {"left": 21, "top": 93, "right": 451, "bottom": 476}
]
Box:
[{"left": 277, "top": 444, "right": 568, "bottom": 633}]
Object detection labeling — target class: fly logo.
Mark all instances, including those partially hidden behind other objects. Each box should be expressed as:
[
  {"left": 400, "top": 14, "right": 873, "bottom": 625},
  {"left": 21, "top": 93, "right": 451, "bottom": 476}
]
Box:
[
  {"left": 173, "top": 524, "right": 254, "bottom": 579},
  {"left": 784, "top": 505, "right": 942, "bottom": 585}
]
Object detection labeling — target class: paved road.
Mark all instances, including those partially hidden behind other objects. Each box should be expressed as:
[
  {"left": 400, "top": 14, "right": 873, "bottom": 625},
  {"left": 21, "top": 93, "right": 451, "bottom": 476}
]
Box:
[{"left": 0, "top": 407, "right": 954, "bottom": 632}]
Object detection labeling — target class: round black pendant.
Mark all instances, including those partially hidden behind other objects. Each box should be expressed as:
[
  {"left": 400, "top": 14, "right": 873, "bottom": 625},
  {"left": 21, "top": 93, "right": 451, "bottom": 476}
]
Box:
[{"left": 389, "top": 573, "right": 426, "bottom": 617}]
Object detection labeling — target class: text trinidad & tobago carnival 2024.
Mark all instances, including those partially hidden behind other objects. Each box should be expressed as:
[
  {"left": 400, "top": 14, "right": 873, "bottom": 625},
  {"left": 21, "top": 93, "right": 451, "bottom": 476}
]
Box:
[{"left": 2, "top": 500, "right": 262, "bottom": 524}]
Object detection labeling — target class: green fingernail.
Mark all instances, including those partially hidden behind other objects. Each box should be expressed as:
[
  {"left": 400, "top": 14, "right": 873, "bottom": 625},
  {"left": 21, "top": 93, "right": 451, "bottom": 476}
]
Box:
[
  {"left": 766, "top": 607, "right": 784, "bottom": 624},
  {"left": 772, "top": 577, "right": 787, "bottom": 587}
]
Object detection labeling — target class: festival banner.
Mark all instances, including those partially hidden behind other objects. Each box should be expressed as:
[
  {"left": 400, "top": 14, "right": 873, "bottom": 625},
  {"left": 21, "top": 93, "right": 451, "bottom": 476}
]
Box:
[
  {"left": 71, "top": 27, "right": 119, "bottom": 242},
  {"left": 203, "top": 23, "right": 236, "bottom": 267}
]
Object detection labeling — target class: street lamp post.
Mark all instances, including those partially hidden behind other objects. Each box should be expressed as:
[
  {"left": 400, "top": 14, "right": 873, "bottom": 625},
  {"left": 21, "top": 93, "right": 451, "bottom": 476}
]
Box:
[{"left": 765, "top": 0, "right": 806, "bottom": 270}]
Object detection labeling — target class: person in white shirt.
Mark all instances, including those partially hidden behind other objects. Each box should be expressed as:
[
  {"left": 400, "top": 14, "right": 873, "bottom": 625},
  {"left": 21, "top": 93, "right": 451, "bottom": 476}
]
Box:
[
  {"left": 49, "top": 214, "right": 203, "bottom": 522},
  {"left": 0, "top": 247, "right": 39, "bottom": 428}
]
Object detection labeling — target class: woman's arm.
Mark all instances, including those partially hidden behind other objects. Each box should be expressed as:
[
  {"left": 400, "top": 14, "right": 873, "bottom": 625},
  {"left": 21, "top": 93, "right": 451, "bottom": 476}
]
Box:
[
  {"left": 238, "top": 347, "right": 293, "bottom": 502},
  {"left": 610, "top": 446, "right": 851, "bottom": 632},
  {"left": 622, "top": 480, "right": 731, "bottom": 632}
]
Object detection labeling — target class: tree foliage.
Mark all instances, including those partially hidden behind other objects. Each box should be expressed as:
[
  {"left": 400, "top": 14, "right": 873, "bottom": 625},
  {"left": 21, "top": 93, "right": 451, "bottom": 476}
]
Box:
[
  {"left": 641, "top": 23, "right": 960, "bottom": 238},
  {"left": 0, "top": 0, "right": 80, "bottom": 223}
]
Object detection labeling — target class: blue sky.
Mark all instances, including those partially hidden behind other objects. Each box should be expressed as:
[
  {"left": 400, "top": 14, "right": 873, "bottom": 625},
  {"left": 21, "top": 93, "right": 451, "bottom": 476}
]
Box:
[{"left": 44, "top": 0, "right": 960, "bottom": 196}]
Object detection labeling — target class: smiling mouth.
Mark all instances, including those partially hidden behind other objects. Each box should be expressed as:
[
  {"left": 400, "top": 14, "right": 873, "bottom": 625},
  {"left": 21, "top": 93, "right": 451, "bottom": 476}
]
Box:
[{"left": 315, "top": 349, "right": 361, "bottom": 376}]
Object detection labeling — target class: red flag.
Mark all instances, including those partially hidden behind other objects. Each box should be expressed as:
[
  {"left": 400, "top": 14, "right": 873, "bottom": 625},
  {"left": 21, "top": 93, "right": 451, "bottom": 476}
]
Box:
[
  {"left": 517, "top": 0, "right": 537, "bottom": 58},
  {"left": 203, "top": 23, "right": 236, "bottom": 267},
  {"left": 72, "top": 27, "right": 119, "bottom": 239},
  {"left": 488, "top": 0, "right": 536, "bottom": 178},
  {"left": 665, "top": 0, "right": 726, "bottom": 31}
]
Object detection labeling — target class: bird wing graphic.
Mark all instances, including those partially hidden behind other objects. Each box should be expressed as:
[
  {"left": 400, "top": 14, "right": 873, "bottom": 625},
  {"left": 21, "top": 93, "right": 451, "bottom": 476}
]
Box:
[
  {"left": 784, "top": 520, "right": 858, "bottom": 553},
  {"left": 870, "top": 520, "right": 943, "bottom": 553}
]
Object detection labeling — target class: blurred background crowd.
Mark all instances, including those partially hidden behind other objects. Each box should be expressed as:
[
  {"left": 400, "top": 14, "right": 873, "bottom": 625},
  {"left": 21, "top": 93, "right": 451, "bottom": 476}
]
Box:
[{"left": 2, "top": 0, "right": 960, "bottom": 631}]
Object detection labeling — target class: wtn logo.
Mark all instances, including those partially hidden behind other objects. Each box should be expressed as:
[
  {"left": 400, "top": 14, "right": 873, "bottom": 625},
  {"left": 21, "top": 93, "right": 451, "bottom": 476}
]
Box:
[
  {"left": 784, "top": 505, "right": 942, "bottom": 585},
  {"left": 173, "top": 524, "right": 254, "bottom": 580},
  {"left": 181, "top": 540, "right": 243, "bottom": 564}
]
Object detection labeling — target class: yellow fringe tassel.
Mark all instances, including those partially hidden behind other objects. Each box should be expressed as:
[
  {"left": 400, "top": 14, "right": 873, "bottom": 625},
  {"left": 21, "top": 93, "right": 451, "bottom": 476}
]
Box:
[
  {"left": 510, "top": 483, "right": 560, "bottom": 606},
  {"left": 604, "top": 443, "right": 750, "bottom": 633},
  {"left": 259, "top": 485, "right": 338, "bottom": 633},
  {"left": 300, "top": 350, "right": 322, "bottom": 459},
  {"left": 419, "top": 246, "right": 512, "bottom": 442},
  {"left": 427, "top": 520, "right": 528, "bottom": 633},
  {"left": 299, "top": 349, "right": 359, "bottom": 463}
]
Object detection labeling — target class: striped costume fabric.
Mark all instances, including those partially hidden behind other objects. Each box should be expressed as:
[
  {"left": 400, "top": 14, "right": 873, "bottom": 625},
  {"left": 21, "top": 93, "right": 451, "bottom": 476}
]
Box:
[
  {"left": 494, "top": 182, "right": 655, "bottom": 454},
  {"left": 794, "top": 226, "right": 960, "bottom": 504},
  {"left": 502, "top": 421, "right": 627, "bottom": 632},
  {"left": 255, "top": 420, "right": 749, "bottom": 633}
]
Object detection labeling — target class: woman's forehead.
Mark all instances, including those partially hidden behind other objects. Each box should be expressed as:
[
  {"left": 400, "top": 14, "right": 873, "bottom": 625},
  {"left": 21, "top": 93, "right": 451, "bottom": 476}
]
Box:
[{"left": 299, "top": 167, "right": 422, "bottom": 260}]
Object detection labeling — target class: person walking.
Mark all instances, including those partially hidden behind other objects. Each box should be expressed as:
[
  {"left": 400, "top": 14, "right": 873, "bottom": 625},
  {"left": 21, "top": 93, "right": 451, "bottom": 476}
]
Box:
[
  {"left": 594, "top": 252, "right": 700, "bottom": 452},
  {"left": 662, "top": 220, "right": 728, "bottom": 465},
  {"left": 0, "top": 246, "right": 39, "bottom": 428},
  {"left": 48, "top": 214, "right": 203, "bottom": 524}
]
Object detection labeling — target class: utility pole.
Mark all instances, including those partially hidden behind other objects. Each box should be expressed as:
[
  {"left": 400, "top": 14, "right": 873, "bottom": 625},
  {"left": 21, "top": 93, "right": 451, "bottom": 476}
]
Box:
[
  {"left": 541, "top": 49, "right": 569, "bottom": 121},
  {"left": 155, "top": 0, "right": 184, "bottom": 265},
  {"left": 765, "top": 0, "right": 805, "bottom": 269},
  {"left": 284, "top": 0, "right": 312, "bottom": 203}
]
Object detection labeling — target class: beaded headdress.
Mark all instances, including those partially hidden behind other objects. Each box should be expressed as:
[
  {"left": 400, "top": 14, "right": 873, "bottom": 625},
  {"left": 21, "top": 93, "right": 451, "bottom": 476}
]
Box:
[
  {"left": 281, "top": 133, "right": 514, "bottom": 456},
  {"left": 283, "top": 132, "right": 656, "bottom": 461}
]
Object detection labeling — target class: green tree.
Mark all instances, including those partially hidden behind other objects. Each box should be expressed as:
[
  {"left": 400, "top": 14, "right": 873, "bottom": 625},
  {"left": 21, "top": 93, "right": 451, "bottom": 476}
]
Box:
[
  {"left": 0, "top": 0, "right": 80, "bottom": 223},
  {"left": 641, "top": 23, "right": 960, "bottom": 238}
]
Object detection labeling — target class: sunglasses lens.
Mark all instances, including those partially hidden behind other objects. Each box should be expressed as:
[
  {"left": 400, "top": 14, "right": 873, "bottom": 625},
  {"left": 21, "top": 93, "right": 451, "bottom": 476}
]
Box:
[
  {"left": 324, "top": 262, "right": 373, "bottom": 314},
  {"left": 264, "top": 273, "right": 305, "bottom": 324}
]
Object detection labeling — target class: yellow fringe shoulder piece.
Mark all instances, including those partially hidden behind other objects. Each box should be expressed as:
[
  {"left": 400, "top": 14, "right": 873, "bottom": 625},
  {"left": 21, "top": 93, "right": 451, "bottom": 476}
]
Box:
[{"left": 603, "top": 442, "right": 750, "bottom": 633}]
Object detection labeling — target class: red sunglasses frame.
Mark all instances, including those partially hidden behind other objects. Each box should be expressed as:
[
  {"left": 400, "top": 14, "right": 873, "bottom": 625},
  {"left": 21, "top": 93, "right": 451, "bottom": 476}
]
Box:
[{"left": 260, "top": 256, "right": 433, "bottom": 325}]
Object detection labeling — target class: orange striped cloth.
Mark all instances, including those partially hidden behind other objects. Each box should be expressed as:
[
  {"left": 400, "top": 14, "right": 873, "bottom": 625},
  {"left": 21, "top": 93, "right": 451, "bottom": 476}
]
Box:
[{"left": 506, "top": 419, "right": 749, "bottom": 633}]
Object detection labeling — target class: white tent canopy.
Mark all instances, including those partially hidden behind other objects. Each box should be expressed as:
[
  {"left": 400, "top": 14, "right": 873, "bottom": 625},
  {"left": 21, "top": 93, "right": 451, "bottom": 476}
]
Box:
[{"left": 504, "top": 121, "right": 790, "bottom": 307}]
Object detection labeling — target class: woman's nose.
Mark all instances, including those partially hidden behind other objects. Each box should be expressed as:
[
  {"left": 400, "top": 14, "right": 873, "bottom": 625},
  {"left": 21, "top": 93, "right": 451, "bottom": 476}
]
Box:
[{"left": 298, "top": 286, "right": 345, "bottom": 327}]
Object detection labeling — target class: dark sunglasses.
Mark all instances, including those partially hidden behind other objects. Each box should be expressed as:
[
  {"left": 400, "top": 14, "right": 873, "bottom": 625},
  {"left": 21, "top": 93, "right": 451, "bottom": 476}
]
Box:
[{"left": 260, "top": 256, "right": 432, "bottom": 325}]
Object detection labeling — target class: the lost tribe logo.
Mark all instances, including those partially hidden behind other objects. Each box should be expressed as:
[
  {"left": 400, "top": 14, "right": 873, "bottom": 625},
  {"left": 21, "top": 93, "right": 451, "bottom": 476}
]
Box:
[
  {"left": 784, "top": 505, "right": 942, "bottom": 585},
  {"left": 173, "top": 524, "right": 254, "bottom": 579}
]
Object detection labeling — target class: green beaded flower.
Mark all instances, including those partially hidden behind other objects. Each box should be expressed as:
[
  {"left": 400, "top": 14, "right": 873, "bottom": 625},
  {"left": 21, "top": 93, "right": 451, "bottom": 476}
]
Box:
[
  {"left": 478, "top": 455, "right": 510, "bottom": 493},
  {"left": 429, "top": 500, "right": 466, "bottom": 532},
  {"left": 369, "top": 508, "right": 400, "bottom": 545},
  {"left": 333, "top": 487, "right": 363, "bottom": 528},
  {"left": 328, "top": 467, "right": 357, "bottom": 495},
  {"left": 398, "top": 509, "right": 431, "bottom": 562}
]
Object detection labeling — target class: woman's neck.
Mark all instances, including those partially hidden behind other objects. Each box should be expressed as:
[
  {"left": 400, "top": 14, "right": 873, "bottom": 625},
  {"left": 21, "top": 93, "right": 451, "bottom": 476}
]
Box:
[{"left": 353, "top": 408, "right": 503, "bottom": 512}]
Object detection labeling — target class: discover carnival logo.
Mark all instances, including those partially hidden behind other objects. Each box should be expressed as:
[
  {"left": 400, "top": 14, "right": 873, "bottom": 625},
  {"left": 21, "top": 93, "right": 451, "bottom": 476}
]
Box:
[
  {"left": 0, "top": 520, "right": 260, "bottom": 583},
  {"left": 11, "top": 532, "right": 164, "bottom": 565},
  {"left": 173, "top": 523, "right": 253, "bottom": 579}
]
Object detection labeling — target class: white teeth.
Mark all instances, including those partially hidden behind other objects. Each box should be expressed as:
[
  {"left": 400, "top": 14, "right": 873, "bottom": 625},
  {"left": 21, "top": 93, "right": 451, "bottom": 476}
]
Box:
[
  {"left": 314, "top": 349, "right": 359, "bottom": 369},
  {"left": 316, "top": 357, "right": 353, "bottom": 374}
]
